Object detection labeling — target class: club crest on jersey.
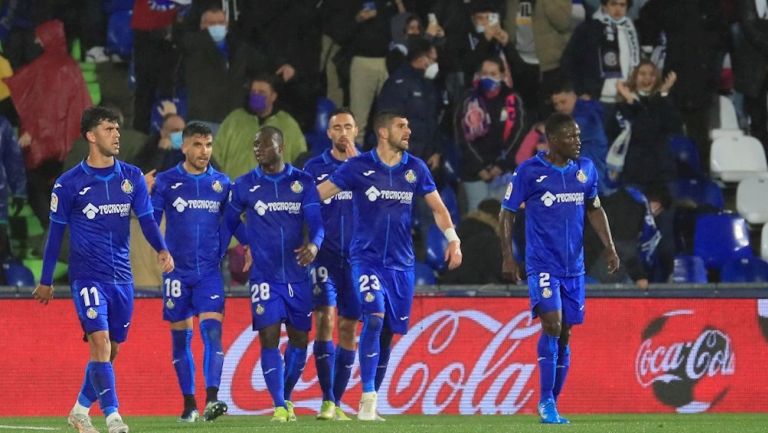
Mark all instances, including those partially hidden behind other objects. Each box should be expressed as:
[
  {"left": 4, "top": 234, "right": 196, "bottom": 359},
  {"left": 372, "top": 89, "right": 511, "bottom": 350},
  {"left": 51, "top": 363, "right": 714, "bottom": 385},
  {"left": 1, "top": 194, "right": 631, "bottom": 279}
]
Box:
[
  {"left": 365, "top": 292, "right": 375, "bottom": 303},
  {"left": 313, "top": 285, "right": 322, "bottom": 295},
  {"left": 404, "top": 169, "right": 417, "bottom": 184},
  {"left": 50, "top": 193, "right": 59, "bottom": 212},
  {"left": 121, "top": 179, "right": 134, "bottom": 194},
  {"left": 212, "top": 180, "right": 223, "bottom": 193},
  {"left": 86, "top": 307, "right": 98, "bottom": 319},
  {"left": 542, "top": 288, "right": 552, "bottom": 299},
  {"left": 291, "top": 180, "right": 303, "bottom": 194},
  {"left": 165, "top": 298, "right": 175, "bottom": 310},
  {"left": 255, "top": 304, "right": 265, "bottom": 315},
  {"left": 576, "top": 170, "right": 587, "bottom": 184}
]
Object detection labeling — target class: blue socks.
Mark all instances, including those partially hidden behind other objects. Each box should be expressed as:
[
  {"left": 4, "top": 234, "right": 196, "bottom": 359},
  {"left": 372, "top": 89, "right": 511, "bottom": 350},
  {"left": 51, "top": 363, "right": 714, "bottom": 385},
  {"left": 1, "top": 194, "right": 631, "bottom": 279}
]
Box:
[
  {"left": 375, "top": 329, "right": 393, "bottom": 392},
  {"left": 553, "top": 344, "right": 571, "bottom": 401},
  {"left": 261, "top": 347, "right": 285, "bottom": 407},
  {"left": 171, "top": 329, "right": 195, "bottom": 396},
  {"left": 359, "top": 314, "right": 383, "bottom": 393},
  {"left": 77, "top": 363, "right": 97, "bottom": 407},
  {"left": 314, "top": 340, "right": 335, "bottom": 402},
  {"left": 88, "top": 362, "right": 118, "bottom": 416},
  {"left": 334, "top": 347, "right": 356, "bottom": 405},
  {"left": 283, "top": 344, "right": 307, "bottom": 401},
  {"left": 199, "top": 319, "right": 224, "bottom": 390},
  {"left": 537, "top": 333, "right": 559, "bottom": 402}
]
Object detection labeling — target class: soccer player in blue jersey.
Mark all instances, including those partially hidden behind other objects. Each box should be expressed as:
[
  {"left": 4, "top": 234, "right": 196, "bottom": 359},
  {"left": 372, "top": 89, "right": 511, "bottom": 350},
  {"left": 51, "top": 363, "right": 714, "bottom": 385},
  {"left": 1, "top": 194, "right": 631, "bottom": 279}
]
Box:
[
  {"left": 32, "top": 106, "right": 174, "bottom": 433},
  {"left": 316, "top": 110, "right": 463, "bottom": 421},
  {"left": 499, "top": 112, "right": 619, "bottom": 424},
  {"left": 303, "top": 108, "right": 360, "bottom": 421},
  {"left": 224, "top": 125, "right": 325, "bottom": 422},
  {"left": 151, "top": 122, "right": 248, "bottom": 423}
]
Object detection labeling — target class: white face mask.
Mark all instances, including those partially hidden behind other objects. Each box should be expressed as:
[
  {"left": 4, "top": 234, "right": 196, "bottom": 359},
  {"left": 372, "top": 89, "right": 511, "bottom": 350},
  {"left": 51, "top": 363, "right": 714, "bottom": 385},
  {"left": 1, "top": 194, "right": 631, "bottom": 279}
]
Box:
[
  {"left": 424, "top": 62, "right": 439, "bottom": 80},
  {"left": 475, "top": 24, "right": 485, "bottom": 33},
  {"left": 207, "top": 24, "right": 227, "bottom": 43}
]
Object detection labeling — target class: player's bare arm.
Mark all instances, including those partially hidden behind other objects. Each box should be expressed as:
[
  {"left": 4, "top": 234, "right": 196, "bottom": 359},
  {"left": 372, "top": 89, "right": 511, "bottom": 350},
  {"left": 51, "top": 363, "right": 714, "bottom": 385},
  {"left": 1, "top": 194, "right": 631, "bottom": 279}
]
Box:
[
  {"left": 317, "top": 180, "right": 341, "bottom": 202},
  {"left": 424, "top": 190, "right": 462, "bottom": 270},
  {"left": 586, "top": 199, "right": 620, "bottom": 274},
  {"left": 499, "top": 209, "right": 521, "bottom": 283}
]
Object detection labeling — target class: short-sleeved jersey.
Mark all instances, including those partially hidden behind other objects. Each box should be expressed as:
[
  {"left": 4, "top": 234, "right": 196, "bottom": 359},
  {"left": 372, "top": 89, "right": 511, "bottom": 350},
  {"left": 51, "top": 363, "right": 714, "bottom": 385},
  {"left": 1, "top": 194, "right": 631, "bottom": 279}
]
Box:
[
  {"left": 50, "top": 160, "right": 154, "bottom": 283},
  {"left": 151, "top": 163, "right": 230, "bottom": 276},
  {"left": 502, "top": 153, "right": 599, "bottom": 277},
  {"left": 229, "top": 164, "right": 321, "bottom": 283},
  {"left": 330, "top": 150, "right": 436, "bottom": 270},
  {"left": 303, "top": 149, "right": 354, "bottom": 266}
]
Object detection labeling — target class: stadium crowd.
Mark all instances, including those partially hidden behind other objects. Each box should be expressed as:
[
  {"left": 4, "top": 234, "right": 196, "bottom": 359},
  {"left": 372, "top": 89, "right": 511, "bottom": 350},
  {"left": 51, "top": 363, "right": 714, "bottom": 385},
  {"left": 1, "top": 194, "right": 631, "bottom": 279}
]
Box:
[{"left": 0, "top": 0, "right": 767, "bottom": 288}]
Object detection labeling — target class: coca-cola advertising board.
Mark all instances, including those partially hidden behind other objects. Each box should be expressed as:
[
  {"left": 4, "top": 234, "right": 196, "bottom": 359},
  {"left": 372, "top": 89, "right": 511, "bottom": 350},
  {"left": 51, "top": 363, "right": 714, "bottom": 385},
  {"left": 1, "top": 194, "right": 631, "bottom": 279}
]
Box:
[{"left": 2, "top": 297, "right": 768, "bottom": 416}]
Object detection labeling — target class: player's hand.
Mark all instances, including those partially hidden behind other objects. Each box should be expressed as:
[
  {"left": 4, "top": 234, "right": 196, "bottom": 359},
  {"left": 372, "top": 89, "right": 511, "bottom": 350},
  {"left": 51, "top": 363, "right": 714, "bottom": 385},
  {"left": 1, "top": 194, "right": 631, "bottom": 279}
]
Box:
[
  {"left": 636, "top": 278, "right": 649, "bottom": 289},
  {"left": 502, "top": 256, "right": 522, "bottom": 283},
  {"left": 158, "top": 250, "right": 175, "bottom": 273},
  {"left": 144, "top": 169, "right": 157, "bottom": 193},
  {"left": 295, "top": 242, "right": 318, "bottom": 266},
  {"left": 33, "top": 284, "right": 54, "bottom": 305},
  {"left": 344, "top": 139, "right": 359, "bottom": 157},
  {"left": 604, "top": 246, "right": 620, "bottom": 274},
  {"left": 444, "top": 240, "right": 462, "bottom": 270},
  {"left": 242, "top": 245, "right": 252, "bottom": 273}
]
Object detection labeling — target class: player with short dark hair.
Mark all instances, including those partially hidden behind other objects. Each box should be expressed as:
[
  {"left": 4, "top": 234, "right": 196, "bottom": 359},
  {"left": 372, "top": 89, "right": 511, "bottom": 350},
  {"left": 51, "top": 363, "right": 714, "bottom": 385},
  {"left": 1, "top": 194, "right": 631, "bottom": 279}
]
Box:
[
  {"left": 500, "top": 112, "right": 619, "bottom": 424},
  {"left": 224, "top": 125, "right": 324, "bottom": 422},
  {"left": 303, "top": 107, "right": 360, "bottom": 421},
  {"left": 33, "top": 106, "right": 174, "bottom": 433},
  {"left": 151, "top": 121, "right": 248, "bottom": 423},
  {"left": 317, "top": 110, "right": 462, "bottom": 421}
]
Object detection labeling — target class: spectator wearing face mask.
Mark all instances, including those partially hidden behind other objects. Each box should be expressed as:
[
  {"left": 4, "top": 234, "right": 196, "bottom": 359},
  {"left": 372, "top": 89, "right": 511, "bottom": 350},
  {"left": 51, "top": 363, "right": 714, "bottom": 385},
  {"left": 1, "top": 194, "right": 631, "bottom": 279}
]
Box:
[
  {"left": 212, "top": 75, "right": 307, "bottom": 180},
  {"left": 135, "top": 113, "right": 187, "bottom": 176},
  {"left": 455, "top": 57, "right": 525, "bottom": 212},
  {"left": 460, "top": 1, "right": 511, "bottom": 85}
]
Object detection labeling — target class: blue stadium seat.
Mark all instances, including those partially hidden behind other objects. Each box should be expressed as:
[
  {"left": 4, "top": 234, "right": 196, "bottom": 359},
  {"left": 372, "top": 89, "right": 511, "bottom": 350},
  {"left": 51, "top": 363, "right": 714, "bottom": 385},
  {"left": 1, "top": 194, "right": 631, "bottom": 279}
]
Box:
[
  {"left": 440, "top": 186, "right": 460, "bottom": 226},
  {"left": 425, "top": 224, "right": 448, "bottom": 272},
  {"left": 668, "top": 135, "right": 702, "bottom": 179},
  {"left": 306, "top": 97, "right": 337, "bottom": 156},
  {"left": 669, "top": 178, "right": 725, "bottom": 210},
  {"left": 671, "top": 255, "right": 708, "bottom": 283},
  {"left": 106, "top": 10, "right": 133, "bottom": 60},
  {"left": 693, "top": 212, "right": 753, "bottom": 270},
  {"left": 3, "top": 260, "right": 35, "bottom": 287},
  {"left": 414, "top": 261, "right": 436, "bottom": 285},
  {"left": 720, "top": 256, "right": 768, "bottom": 283}
]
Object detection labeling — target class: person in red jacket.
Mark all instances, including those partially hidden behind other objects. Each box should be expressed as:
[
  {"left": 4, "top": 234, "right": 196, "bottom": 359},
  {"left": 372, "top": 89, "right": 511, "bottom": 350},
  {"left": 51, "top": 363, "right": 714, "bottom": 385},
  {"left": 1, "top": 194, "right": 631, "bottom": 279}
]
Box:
[{"left": 4, "top": 19, "right": 92, "bottom": 231}]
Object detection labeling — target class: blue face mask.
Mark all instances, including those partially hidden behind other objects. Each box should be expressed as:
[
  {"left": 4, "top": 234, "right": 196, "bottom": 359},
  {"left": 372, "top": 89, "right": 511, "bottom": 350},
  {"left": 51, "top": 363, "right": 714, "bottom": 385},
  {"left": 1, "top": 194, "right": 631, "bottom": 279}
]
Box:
[
  {"left": 479, "top": 76, "right": 501, "bottom": 93},
  {"left": 207, "top": 24, "right": 227, "bottom": 43},
  {"left": 249, "top": 93, "right": 268, "bottom": 113},
  {"left": 170, "top": 131, "right": 183, "bottom": 150}
]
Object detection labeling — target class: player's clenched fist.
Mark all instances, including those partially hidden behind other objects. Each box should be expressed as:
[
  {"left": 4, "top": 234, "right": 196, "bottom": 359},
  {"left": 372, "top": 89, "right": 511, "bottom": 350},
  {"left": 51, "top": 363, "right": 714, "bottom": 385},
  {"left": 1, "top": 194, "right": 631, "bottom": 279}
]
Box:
[{"left": 158, "top": 250, "right": 175, "bottom": 273}]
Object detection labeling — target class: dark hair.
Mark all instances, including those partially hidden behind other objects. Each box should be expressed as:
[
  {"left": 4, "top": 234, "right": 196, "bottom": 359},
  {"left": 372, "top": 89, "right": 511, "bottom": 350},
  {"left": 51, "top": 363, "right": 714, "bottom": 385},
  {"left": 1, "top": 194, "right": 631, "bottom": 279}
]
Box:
[
  {"left": 183, "top": 121, "right": 212, "bottom": 139},
  {"left": 469, "top": 0, "right": 497, "bottom": 14},
  {"left": 643, "top": 183, "right": 671, "bottom": 209},
  {"left": 256, "top": 125, "right": 284, "bottom": 145},
  {"left": 478, "top": 198, "right": 501, "bottom": 216},
  {"left": 80, "top": 106, "right": 120, "bottom": 140},
  {"left": 248, "top": 74, "right": 277, "bottom": 93},
  {"left": 478, "top": 56, "right": 505, "bottom": 74},
  {"left": 600, "top": 0, "right": 633, "bottom": 8},
  {"left": 202, "top": 6, "right": 225, "bottom": 16},
  {"left": 544, "top": 112, "right": 575, "bottom": 140},
  {"left": 329, "top": 107, "right": 356, "bottom": 122},
  {"left": 551, "top": 80, "right": 575, "bottom": 96},
  {"left": 406, "top": 37, "right": 434, "bottom": 63},
  {"left": 373, "top": 109, "right": 405, "bottom": 133}
]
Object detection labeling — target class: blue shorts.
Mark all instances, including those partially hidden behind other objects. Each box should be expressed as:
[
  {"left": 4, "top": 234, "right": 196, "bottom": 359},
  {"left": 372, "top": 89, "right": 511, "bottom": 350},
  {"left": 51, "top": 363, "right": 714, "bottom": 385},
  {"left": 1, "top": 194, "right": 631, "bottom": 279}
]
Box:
[
  {"left": 311, "top": 260, "right": 361, "bottom": 320},
  {"left": 527, "top": 272, "right": 585, "bottom": 326},
  {"left": 162, "top": 271, "right": 225, "bottom": 323},
  {"left": 352, "top": 263, "right": 415, "bottom": 335},
  {"left": 71, "top": 280, "right": 134, "bottom": 343},
  {"left": 249, "top": 280, "right": 312, "bottom": 332}
]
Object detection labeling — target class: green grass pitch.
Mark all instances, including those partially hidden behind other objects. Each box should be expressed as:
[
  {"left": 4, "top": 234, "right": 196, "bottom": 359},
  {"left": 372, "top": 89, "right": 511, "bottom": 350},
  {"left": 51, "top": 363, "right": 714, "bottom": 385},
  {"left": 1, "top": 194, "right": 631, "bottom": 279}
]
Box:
[{"left": 2, "top": 414, "right": 768, "bottom": 433}]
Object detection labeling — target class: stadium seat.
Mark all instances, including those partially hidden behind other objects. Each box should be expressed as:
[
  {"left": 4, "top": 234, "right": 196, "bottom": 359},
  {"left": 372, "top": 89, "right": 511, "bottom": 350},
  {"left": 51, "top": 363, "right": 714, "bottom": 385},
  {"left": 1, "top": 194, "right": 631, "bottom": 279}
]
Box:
[
  {"left": 709, "top": 95, "right": 743, "bottom": 140},
  {"left": 440, "top": 186, "right": 460, "bottom": 226},
  {"left": 668, "top": 135, "right": 703, "bottom": 179},
  {"left": 710, "top": 135, "right": 768, "bottom": 182},
  {"left": 414, "top": 261, "right": 436, "bottom": 285},
  {"left": 425, "top": 224, "right": 448, "bottom": 272},
  {"left": 762, "top": 224, "right": 768, "bottom": 261},
  {"left": 720, "top": 256, "right": 768, "bottom": 283},
  {"left": 671, "top": 255, "right": 708, "bottom": 283},
  {"left": 669, "top": 178, "right": 725, "bottom": 210},
  {"left": 693, "top": 212, "right": 753, "bottom": 270},
  {"left": 3, "top": 260, "right": 35, "bottom": 287},
  {"left": 737, "top": 177, "right": 768, "bottom": 224}
]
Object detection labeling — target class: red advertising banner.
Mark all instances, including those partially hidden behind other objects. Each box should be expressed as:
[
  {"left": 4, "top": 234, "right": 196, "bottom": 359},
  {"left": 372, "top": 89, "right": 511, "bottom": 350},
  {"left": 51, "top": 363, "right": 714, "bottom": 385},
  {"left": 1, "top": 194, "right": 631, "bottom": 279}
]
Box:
[{"left": 2, "top": 297, "right": 768, "bottom": 416}]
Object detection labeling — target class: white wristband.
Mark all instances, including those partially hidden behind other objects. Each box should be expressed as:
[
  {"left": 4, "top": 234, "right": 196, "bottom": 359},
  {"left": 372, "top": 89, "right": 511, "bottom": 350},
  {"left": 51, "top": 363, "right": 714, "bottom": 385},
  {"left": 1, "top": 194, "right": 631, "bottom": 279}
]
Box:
[{"left": 444, "top": 227, "right": 460, "bottom": 244}]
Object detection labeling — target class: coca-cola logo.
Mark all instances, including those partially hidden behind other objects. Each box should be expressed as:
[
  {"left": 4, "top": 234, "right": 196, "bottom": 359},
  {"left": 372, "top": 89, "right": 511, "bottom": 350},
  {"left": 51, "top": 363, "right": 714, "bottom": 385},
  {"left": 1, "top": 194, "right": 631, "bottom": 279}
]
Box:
[
  {"left": 217, "top": 309, "right": 541, "bottom": 415},
  {"left": 634, "top": 309, "right": 735, "bottom": 413}
]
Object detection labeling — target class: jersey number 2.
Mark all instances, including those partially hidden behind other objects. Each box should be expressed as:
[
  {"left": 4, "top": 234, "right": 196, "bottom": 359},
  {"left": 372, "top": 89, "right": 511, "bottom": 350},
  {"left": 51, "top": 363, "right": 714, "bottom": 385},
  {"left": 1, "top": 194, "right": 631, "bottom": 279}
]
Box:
[
  {"left": 250, "top": 283, "right": 270, "bottom": 303},
  {"left": 359, "top": 274, "right": 381, "bottom": 292}
]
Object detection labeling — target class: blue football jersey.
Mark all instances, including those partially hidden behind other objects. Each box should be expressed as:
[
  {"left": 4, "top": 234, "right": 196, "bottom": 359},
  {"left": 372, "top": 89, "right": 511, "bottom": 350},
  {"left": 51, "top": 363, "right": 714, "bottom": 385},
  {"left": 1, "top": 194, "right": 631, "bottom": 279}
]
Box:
[
  {"left": 502, "top": 153, "right": 599, "bottom": 277},
  {"left": 303, "top": 149, "right": 354, "bottom": 266},
  {"left": 330, "top": 150, "right": 436, "bottom": 270},
  {"left": 229, "top": 164, "right": 321, "bottom": 283},
  {"left": 49, "top": 161, "right": 154, "bottom": 283},
  {"left": 151, "top": 163, "right": 230, "bottom": 276}
]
